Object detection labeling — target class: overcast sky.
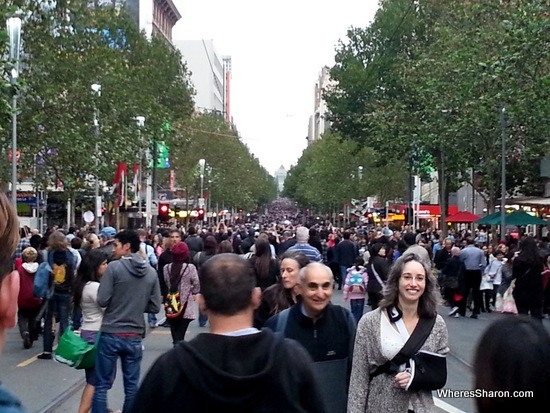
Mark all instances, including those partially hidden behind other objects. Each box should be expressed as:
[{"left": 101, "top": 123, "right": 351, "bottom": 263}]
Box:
[{"left": 172, "top": 1, "right": 379, "bottom": 175}]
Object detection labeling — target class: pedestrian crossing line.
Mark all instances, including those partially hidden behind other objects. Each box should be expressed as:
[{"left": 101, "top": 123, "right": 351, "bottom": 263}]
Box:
[{"left": 17, "top": 344, "right": 57, "bottom": 367}]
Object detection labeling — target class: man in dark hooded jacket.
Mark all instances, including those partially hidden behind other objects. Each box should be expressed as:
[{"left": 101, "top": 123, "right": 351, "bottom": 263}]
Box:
[{"left": 130, "top": 253, "right": 327, "bottom": 413}]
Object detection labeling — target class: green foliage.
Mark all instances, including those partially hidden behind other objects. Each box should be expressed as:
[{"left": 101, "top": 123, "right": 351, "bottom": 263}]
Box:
[
  {"left": 170, "top": 113, "right": 277, "bottom": 210},
  {"left": 323, "top": 0, "right": 549, "bottom": 216},
  {"left": 282, "top": 132, "right": 405, "bottom": 210}
]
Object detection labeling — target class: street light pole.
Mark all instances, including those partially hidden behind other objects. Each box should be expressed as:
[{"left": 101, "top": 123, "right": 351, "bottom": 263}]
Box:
[
  {"left": 499, "top": 105, "right": 507, "bottom": 242},
  {"left": 7, "top": 17, "right": 21, "bottom": 207},
  {"left": 135, "top": 116, "right": 145, "bottom": 224},
  {"left": 199, "top": 158, "right": 205, "bottom": 199},
  {"left": 91, "top": 83, "right": 102, "bottom": 229}
]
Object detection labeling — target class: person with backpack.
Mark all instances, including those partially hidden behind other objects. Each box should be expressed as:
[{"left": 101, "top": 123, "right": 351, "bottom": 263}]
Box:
[
  {"left": 265, "top": 262, "right": 356, "bottom": 413},
  {"left": 15, "top": 247, "right": 43, "bottom": 349},
  {"left": 343, "top": 256, "right": 369, "bottom": 324},
  {"left": 163, "top": 242, "right": 200, "bottom": 346},
  {"left": 37, "top": 230, "right": 76, "bottom": 360}
]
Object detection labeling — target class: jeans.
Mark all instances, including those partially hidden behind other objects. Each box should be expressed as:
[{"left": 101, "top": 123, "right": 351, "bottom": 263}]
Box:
[
  {"left": 198, "top": 310, "right": 208, "bottom": 327},
  {"left": 339, "top": 266, "right": 348, "bottom": 289},
  {"left": 459, "top": 270, "right": 482, "bottom": 316},
  {"left": 92, "top": 333, "right": 143, "bottom": 413},
  {"left": 72, "top": 305, "right": 82, "bottom": 330},
  {"left": 349, "top": 299, "right": 365, "bottom": 324},
  {"left": 147, "top": 312, "right": 157, "bottom": 326},
  {"left": 43, "top": 292, "right": 71, "bottom": 353}
]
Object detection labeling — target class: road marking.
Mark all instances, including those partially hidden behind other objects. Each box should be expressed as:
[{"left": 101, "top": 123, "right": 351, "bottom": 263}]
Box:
[
  {"left": 150, "top": 330, "right": 172, "bottom": 335},
  {"left": 435, "top": 398, "right": 468, "bottom": 413},
  {"left": 18, "top": 344, "right": 57, "bottom": 367}
]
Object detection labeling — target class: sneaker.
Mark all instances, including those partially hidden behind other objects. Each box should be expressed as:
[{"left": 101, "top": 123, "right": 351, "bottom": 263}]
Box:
[
  {"left": 448, "top": 306, "right": 459, "bottom": 316},
  {"left": 37, "top": 352, "right": 52, "bottom": 360},
  {"left": 22, "top": 332, "right": 32, "bottom": 349},
  {"left": 454, "top": 313, "right": 460, "bottom": 318}
]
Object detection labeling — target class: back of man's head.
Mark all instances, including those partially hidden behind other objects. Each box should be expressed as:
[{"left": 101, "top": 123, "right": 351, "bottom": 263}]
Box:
[
  {"left": 343, "top": 230, "right": 351, "bottom": 240},
  {"left": 199, "top": 253, "right": 256, "bottom": 315},
  {"left": 296, "top": 226, "right": 309, "bottom": 243},
  {"left": 136, "top": 228, "right": 147, "bottom": 241},
  {"left": 188, "top": 225, "right": 197, "bottom": 236},
  {"left": 403, "top": 232, "right": 417, "bottom": 247},
  {"left": 115, "top": 230, "right": 141, "bottom": 253}
]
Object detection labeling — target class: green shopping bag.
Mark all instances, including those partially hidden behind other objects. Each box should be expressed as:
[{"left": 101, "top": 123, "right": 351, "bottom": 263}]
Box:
[{"left": 54, "top": 328, "right": 99, "bottom": 369}]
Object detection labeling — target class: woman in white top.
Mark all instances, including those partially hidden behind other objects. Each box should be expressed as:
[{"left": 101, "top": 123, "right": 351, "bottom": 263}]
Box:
[{"left": 73, "top": 249, "right": 109, "bottom": 413}]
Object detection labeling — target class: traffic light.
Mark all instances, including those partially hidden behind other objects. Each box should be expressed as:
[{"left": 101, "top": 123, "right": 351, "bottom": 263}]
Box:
[
  {"left": 197, "top": 208, "right": 205, "bottom": 219},
  {"left": 159, "top": 203, "right": 169, "bottom": 216}
]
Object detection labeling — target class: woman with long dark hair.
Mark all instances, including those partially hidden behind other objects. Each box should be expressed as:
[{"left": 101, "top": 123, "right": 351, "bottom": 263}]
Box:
[
  {"left": 253, "top": 250, "right": 309, "bottom": 328},
  {"left": 72, "top": 249, "right": 109, "bottom": 413},
  {"left": 512, "top": 236, "right": 544, "bottom": 321},
  {"left": 249, "top": 237, "right": 279, "bottom": 291}
]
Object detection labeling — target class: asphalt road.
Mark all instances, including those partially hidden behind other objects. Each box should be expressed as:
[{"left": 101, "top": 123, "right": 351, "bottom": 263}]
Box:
[{"left": 2, "top": 288, "right": 548, "bottom": 413}]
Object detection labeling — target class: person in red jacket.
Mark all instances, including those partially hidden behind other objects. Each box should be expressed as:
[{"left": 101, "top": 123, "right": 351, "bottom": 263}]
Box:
[{"left": 15, "top": 246, "right": 43, "bottom": 349}]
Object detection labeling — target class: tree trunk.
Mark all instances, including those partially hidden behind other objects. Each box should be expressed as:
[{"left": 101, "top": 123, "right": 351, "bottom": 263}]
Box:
[{"left": 438, "top": 151, "right": 448, "bottom": 238}]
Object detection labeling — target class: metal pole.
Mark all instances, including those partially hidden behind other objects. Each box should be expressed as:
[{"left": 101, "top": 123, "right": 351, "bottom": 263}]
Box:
[
  {"left": 11, "top": 93, "right": 17, "bottom": 206},
  {"left": 94, "top": 112, "right": 100, "bottom": 230},
  {"left": 500, "top": 106, "right": 507, "bottom": 241},
  {"left": 151, "top": 142, "right": 158, "bottom": 233}
]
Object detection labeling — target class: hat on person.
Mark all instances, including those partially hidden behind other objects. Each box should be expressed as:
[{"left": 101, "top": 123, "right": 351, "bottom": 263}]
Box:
[
  {"left": 171, "top": 241, "right": 189, "bottom": 262},
  {"left": 100, "top": 226, "right": 116, "bottom": 238}
]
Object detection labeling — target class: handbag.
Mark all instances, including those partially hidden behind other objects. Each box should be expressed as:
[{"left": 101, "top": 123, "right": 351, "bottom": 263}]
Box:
[
  {"left": 54, "top": 328, "right": 99, "bottom": 369},
  {"left": 370, "top": 312, "right": 447, "bottom": 391},
  {"left": 164, "top": 264, "right": 189, "bottom": 319}
]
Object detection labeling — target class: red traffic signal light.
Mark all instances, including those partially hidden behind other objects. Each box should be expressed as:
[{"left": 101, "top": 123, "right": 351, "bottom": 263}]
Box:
[
  {"left": 159, "top": 203, "right": 169, "bottom": 215},
  {"left": 197, "top": 208, "right": 205, "bottom": 217}
]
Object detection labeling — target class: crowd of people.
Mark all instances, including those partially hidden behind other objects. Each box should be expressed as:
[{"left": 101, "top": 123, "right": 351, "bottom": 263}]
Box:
[{"left": 2, "top": 194, "right": 550, "bottom": 412}]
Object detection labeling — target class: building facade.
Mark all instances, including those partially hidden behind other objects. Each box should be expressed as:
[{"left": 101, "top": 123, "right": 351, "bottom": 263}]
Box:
[
  {"left": 274, "top": 166, "right": 287, "bottom": 193},
  {"left": 91, "top": 0, "right": 181, "bottom": 42},
  {"left": 174, "top": 40, "right": 232, "bottom": 118},
  {"left": 307, "top": 66, "right": 333, "bottom": 145}
]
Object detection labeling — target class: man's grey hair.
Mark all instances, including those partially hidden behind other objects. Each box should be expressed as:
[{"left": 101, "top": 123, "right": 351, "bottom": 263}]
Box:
[{"left": 295, "top": 226, "right": 309, "bottom": 243}]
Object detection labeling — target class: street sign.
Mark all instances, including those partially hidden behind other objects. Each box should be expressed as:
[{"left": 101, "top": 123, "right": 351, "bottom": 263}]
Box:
[
  {"left": 151, "top": 200, "right": 159, "bottom": 216},
  {"left": 83, "top": 211, "right": 95, "bottom": 223},
  {"left": 198, "top": 197, "right": 205, "bottom": 208}
]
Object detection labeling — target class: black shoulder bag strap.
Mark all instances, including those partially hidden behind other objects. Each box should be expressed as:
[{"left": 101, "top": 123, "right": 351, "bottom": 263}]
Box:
[{"left": 370, "top": 313, "right": 436, "bottom": 379}]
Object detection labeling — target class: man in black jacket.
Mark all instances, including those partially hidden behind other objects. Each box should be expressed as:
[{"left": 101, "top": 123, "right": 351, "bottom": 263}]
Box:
[
  {"left": 130, "top": 254, "right": 327, "bottom": 413},
  {"left": 265, "top": 262, "right": 356, "bottom": 413}
]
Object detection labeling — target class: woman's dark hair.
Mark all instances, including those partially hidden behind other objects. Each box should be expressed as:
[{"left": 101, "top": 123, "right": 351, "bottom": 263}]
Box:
[
  {"left": 517, "top": 236, "right": 542, "bottom": 265},
  {"left": 251, "top": 238, "right": 272, "bottom": 280},
  {"left": 369, "top": 243, "right": 385, "bottom": 263},
  {"left": 280, "top": 250, "right": 310, "bottom": 269},
  {"left": 204, "top": 235, "right": 218, "bottom": 255},
  {"left": 474, "top": 316, "right": 550, "bottom": 412},
  {"left": 73, "top": 249, "right": 108, "bottom": 308},
  {"left": 379, "top": 253, "right": 441, "bottom": 318}
]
